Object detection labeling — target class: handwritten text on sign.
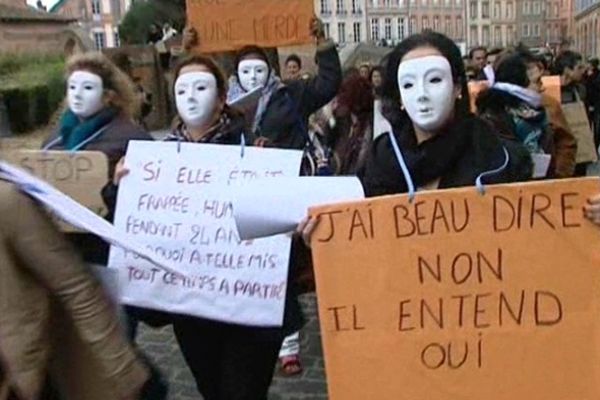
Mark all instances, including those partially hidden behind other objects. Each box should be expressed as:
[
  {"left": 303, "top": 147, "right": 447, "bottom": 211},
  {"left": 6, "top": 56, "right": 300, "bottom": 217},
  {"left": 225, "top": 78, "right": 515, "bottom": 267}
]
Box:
[
  {"left": 0, "top": 150, "right": 109, "bottom": 231},
  {"left": 108, "top": 141, "right": 303, "bottom": 327},
  {"left": 310, "top": 178, "right": 600, "bottom": 400},
  {"left": 186, "top": 0, "right": 314, "bottom": 52}
]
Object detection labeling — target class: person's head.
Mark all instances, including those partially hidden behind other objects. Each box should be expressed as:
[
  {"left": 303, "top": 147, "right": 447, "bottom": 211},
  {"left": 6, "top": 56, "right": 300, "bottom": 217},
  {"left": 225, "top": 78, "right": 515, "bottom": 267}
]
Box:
[
  {"left": 465, "top": 65, "right": 477, "bottom": 81},
  {"left": 370, "top": 66, "right": 385, "bottom": 88},
  {"left": 554, "top": 50, "right": 585, "bottom": 84},
  {"left": 359, "top": 63, "right": 371, "bottom": 79},
  {"left": 469, "top": 46, "right": 487, "bottom": 71},
  {"left": 149, "top": 24, "right": 160, "bottom": 34},
  {"left": 515, "top": 48, "right": 541, "bottom": 91},
  {"left": 335, "top": 74, "right": 374, "bottom": 118},
  {"left": 385, "top": 31, "right": 469, "bottom": 135},
  {"left": 487, "top": 48, "right": 502, "bottom": 66},
  {"left": 235, "top": 45, "right": 271, "bottom": 92},
  {"left": 172, "top": 55, "right": 227, "bottom": 129},
  {"left": 495, "top": 53, "right": 530, "bottom": 88},
  {"left": 284, "top": 54, "right": 302, "bottom": 81},
  {"left": 65, "top": 52, "right": 138, "bottom": 119},
  {"left": 589, "top": 58, "right": 599, "bottom": 70}
]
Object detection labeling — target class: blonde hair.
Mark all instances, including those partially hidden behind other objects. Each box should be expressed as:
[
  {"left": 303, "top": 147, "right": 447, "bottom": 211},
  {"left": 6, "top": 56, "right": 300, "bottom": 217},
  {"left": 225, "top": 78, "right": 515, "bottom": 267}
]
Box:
[{"left": 65, "top": 52, "right": 140, "bottom": 118}]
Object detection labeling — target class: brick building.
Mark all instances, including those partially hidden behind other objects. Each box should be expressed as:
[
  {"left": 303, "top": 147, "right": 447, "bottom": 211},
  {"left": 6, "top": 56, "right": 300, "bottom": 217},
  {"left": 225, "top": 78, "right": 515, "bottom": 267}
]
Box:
[
  {"left": 316, "top": 0, "right": 368, "bottom": 44},
  {"left": 466, "top": 0, "right": 517, "bottom": 48},
  {"left": 574, "top": 0, "right": 600, "bottom": 57},
  {"left": 50, "top": 0, "right": 132, "bottom": 49}
]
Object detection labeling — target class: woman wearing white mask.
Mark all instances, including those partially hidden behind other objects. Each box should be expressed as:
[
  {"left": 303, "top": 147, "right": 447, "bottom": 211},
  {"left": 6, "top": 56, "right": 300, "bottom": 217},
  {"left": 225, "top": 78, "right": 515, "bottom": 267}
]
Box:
[
  {"left": 299, "top": 32, "right": 534, "bottom": 242},
  {"left": 43, "top": 52, "right": 151, "bottom": 265},
  {"left": 115, "top": 55, "right": 296, "bottom": 400},
  {"left": 226, "top": 17, "right": 342, "bottom": 150}
]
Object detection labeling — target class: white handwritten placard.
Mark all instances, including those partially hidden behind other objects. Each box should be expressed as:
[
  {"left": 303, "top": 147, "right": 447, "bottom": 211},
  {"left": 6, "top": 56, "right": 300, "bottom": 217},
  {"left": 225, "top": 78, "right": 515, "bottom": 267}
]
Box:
[{"left": 108, "top": 141, "right": 303, "bottom": 327}]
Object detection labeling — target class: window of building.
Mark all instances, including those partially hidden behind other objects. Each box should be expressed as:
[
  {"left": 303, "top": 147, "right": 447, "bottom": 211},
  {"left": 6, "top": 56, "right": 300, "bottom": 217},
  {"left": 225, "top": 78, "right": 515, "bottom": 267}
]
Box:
[
  {"left": 320, "top": 0, "right": 330, "bottom": 13},
  {"left": 371, "top": 18, "right": 380, "bottom": 40},
  {"left": 482, "top": 25, "right": 490, "bottom": 45},
  {"left": 523, "top": 1, "right": 531, "bottom": 15},
  {"left": 384, "top": 18, "right": 392, "bottom": 39},
  {"left": 494, "top": 25, "right": 502, "bottom": 45},
  {"left": 409, "top": 16, "right": 417, "bottom": 34},
  {"left": 91, "top": 0, "right": 101, "bottom": 15},
  {"left": 523, "top": 24, "right": 530, "bottom": 37},
  {"left": 469, "top": 0, "right": 477, "bottom": 17},
  {"left": 353, "top": 22, "right": 361, "bottom": 41},
  {"left": 506, "top": 1, "right": 513, "bottom": 18},
  {"left": 114, "top": 30, "right": 120, "bottom": 47},
  {"left": 422, "top": 16, "right": 430, "bottom": 30},
  {"left": 470, "top": 26, "right": 478, "bottom": 45},
  {"left": 507, "top": 25, "right": 514, "bottom": 43},
  {"left": 93, "top": 31, "right": 105, "bottom": 49},
  {"left": 482, "top": 1, "right": 489, "bottom": 18},
  {"left": 338, "top": 22, "right": 346, "bottom": 42},
  {"left": 433, "top": 16, "right": 440, "bottom": 31},
  {"left": 352, "top": 0, "right": 361, "bottom": 13},
  {"left": 445, "top": 16, "right": 452, "bottom": 36},
  {"left": 398, "top": 17, "right": 406, "bottom": 39},
  {"left": 324, "top": 23, "right": 330, "bottom": 38},
  {"left": 493, "top": 1, "right": 500, "bottom": 18},
  {"left": 336, "top": 0, "right": 345, "bottom": 13},
  {"left": 456, "top": 17, "right": 463, "bottom": 38},
  {"left": 533, "top": 1, "right": 540, "bottom": 14},
  {"left": 533, "top": 23, "right": 540, "bottom": 36}
]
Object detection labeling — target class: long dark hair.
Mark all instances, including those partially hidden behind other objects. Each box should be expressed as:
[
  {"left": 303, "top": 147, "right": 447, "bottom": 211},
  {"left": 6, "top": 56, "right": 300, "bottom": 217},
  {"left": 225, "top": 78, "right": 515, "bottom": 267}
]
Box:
[{"left": 383, "top": 31, "right": 471, "bottom": 123}]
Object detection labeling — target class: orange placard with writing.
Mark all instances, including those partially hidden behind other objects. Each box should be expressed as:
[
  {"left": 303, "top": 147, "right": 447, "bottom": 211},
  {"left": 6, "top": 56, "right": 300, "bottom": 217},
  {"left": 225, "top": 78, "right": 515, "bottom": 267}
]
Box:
[
  {"left": 468, "top": 81, "right": 489, "bottom": 112},
  {"left": 310, "top": 178, "right": 600, "bottom": 400},
  {"left": 186, "top": 0, "right": 314, "bottom": 53},
  {"left": 541, "top": 76, "right": 561, "bottom": 104}
]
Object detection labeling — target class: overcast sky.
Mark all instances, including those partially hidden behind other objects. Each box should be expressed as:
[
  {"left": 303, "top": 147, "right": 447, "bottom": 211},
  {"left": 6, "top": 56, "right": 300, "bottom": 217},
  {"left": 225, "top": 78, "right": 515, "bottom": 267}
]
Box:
[{"left": 27, "top": 0, "right": 60, "bottom": 8}]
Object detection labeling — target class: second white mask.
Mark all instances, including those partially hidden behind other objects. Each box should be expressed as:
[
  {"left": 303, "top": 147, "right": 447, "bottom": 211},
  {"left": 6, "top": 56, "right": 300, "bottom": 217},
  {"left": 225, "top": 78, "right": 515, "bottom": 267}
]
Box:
[
  {"left": 175, "top": 72, "right": 219, "bottom": 128},
  {"left": 397, "top": 55, "right": 457, "bottom": 132},
  {"left": 237, "top": 59, "right": 269, "bottom": 92}
]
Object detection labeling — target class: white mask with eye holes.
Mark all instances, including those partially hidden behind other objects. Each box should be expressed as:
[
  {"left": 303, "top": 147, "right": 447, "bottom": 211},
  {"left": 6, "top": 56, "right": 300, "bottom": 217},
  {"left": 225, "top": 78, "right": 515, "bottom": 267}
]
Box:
[
  {"left": 67, "top": 71, "right": 104, "bottom": 118},
  {"left": 175, "top": 72, "right": 219, "bottom": 128},
  {"left": 397, "top": 55, "right": 457, "bottom": 132},
  {"left": 237, "top": 59, "right": 269, "bottom": 92}
]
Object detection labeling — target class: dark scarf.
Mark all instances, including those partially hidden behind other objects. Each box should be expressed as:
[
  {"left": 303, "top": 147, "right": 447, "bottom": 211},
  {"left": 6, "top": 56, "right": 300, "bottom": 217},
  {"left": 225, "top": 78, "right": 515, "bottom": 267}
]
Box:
[
  {"left": 390, "top": 115, "right": 472, "bottom": 192},
  {"left": 59, "top": 108, "right": 117, "bottom": 150}
]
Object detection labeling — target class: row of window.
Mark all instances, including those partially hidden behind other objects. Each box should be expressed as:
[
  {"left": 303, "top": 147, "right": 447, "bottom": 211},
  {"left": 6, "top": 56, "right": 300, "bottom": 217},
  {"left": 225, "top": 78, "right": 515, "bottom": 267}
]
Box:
[
  {"left": 319, "top": 0, "right": 462, "bottom": 13},
  {"left": 93, "top": 30, "right": 120, "bottom": 50},
  {"left": 468, "top": 1, "right": 513, "bottom": 19},
  {"left": 574, "top": 0, "right": 600, "bottom": 14},
  {"left": 469, "top": 25, "right": 515, "bottom": 46},
  {"left": 522, "top": 1, "right": 544, "bottom": 15}
]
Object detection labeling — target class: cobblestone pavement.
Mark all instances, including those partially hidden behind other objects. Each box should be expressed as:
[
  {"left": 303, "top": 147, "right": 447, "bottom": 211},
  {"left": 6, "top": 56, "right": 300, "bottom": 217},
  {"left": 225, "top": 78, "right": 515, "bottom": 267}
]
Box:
[{"left": 137, "top": 294, "right": 328, "bottom": 400}]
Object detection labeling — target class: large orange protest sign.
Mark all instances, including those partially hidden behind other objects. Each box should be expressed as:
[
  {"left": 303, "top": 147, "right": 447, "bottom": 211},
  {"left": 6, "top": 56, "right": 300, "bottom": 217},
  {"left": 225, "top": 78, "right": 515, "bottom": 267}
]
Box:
[
  {"left": 310, "top": 178, "right": 600, "bottom": 400},
  {"left": 186, "top": 0, "right": 314, "bottom": 53},
  {"left": 541, "top": 75, "right": 561, "bottom": 104}
]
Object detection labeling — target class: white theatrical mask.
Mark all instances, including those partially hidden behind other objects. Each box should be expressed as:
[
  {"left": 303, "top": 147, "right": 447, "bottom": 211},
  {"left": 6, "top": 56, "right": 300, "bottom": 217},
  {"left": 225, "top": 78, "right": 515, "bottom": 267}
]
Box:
[
  {"left": 397, "top": 55, "right": 457, "bottom": 132},
  {"left": 67, "top": 71, "right": 104, "bottom": 118},
  {"left": 237, "top": 59, "right": 269, "bottom": 92},
  {"left": 175, "top": 72, "right": 219, "bottom": 128}
]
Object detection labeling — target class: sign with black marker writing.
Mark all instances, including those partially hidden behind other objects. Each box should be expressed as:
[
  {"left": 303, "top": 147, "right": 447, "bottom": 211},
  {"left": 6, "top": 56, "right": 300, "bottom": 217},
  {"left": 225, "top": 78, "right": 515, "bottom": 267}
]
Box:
[
  {"left": 310, "top": 178, "right": 600, "bottom": 400},
  {"left": 108, "top": 141, "right": 303, "bottom": 327},
  {"left": 0, "top": 149, "right": 109, "bottom": 231},
  {"left": 186, "top": 0, "right": 314, "bottom": 52}
]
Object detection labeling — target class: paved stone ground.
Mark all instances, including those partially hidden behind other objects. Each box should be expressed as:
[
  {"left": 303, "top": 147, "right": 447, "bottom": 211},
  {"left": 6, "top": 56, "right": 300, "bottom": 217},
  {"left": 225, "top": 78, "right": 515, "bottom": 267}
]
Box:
[{"left": 136, "top": 293, "right": 328, "bottom": 400}]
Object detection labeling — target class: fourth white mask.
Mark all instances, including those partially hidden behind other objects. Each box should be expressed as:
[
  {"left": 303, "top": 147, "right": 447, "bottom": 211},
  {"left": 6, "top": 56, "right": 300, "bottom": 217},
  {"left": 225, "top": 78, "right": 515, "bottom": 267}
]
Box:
[
  {"left": 175, "top": 72, "right": 219, "bottom": 128},
  {"left": 397, "top": 55, "right": 456, "bottom": 132},
  {"left": 237, "top": 59, "right": 269, "bottom": 92},
  {"left": 67, "top": 71, "right": 104, "bottom": 119}
]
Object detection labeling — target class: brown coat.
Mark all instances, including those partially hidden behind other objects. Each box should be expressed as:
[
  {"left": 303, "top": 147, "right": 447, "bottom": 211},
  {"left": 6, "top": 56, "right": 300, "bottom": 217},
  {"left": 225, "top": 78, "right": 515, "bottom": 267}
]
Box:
[
  {"left": 0, "top": 181, "right": 147, "bottom": 400},
  {"left": 542, "top": 94, "right": 578, "bottom": 177}
]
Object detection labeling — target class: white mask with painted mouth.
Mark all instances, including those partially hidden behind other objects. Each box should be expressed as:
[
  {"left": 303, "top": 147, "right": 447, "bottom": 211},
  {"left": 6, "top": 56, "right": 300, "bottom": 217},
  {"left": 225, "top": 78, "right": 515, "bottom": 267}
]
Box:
[
  {"left": 67, "top": 71, "right": 104, "bottom": 118},
  {"left": 175, "top": 72, "right": 219, "bottom": 128},
  {"left": 397, "top": 55, "right": 456, "bottom": 132},
  {"left": 237, "top": 59, "right": 269, "bottom": 92}
]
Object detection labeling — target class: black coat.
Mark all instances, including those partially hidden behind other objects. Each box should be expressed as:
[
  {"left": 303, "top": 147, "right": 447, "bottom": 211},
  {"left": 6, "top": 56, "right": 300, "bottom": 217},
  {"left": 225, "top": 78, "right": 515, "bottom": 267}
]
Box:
[
  {"left": 256, "top": 42, "right": 342, "bottom": 149},
  {"left": 360, "top": 117, "right": 533, "bottom": 197},
  {"left": 43, "top": 114, "right": 152, "bottom": 264}
]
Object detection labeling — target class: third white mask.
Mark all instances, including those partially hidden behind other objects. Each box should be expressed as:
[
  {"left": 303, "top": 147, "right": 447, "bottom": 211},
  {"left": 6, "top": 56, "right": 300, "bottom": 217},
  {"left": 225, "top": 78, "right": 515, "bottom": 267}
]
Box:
[
  {"left": 67, "top": 71, "right": 104, "bottom": 118},
  {"left": 237, "top": 59, "right": 269, "bottom": 92},
  {"left": 175, "top": 72, "right": 219, "bottom": 128},
  {"left": 397, "top": 55, "right": 457, "bottom": 132}
]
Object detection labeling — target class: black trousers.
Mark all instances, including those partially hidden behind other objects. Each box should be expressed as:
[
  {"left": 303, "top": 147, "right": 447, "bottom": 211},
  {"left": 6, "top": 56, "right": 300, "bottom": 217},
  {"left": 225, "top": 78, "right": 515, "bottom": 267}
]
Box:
[{"left": 173, "top": 318, "right": 284, "bottom": 400}]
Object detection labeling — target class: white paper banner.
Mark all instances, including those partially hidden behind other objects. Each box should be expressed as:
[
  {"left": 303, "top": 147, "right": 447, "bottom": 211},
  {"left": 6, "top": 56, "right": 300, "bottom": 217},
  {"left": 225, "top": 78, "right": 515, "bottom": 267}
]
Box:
[
  {"left": 0, "top": 161, "right": 179, "bottom": 275},
  {"left": 108, "top": 141, "right": 303, "bottom": 327},
  {"left": 233, "top": 177, "right": 365, "bottom": 240}
]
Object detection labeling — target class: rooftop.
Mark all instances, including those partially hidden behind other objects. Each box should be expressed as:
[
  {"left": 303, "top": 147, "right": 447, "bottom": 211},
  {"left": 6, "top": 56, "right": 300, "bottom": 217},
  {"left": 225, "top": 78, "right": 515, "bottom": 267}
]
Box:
[{"left": 0, "top": 3, "right": 75, "bottom": 22}]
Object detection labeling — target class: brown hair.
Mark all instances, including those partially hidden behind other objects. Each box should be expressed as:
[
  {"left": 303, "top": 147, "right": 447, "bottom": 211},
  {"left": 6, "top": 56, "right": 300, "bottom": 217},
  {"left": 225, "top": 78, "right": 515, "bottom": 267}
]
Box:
[
  {"left": 172, "top": 54, "right": 228, "bottom": 101},
  {"left": 66, "top": 51, "right": 139, "bottom": 118}
]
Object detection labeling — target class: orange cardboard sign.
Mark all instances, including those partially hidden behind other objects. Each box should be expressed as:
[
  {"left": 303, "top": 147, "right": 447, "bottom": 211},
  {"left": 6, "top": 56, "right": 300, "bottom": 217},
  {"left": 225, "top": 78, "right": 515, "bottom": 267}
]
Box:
[
  {"left": 541, "top": 76, "right": 561, "bottom": 104},
  {"left": 186, "top": 0, "right": 314, "bottom": 53},
  {"left": 468, "top": 81, "right": 489, "bottom": 112},
  {"left": 310, "top": 178, "right": 600, "bottom": 400}
]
